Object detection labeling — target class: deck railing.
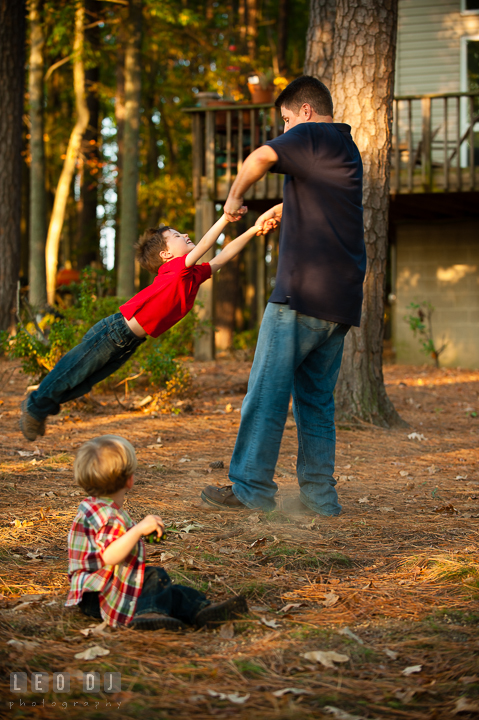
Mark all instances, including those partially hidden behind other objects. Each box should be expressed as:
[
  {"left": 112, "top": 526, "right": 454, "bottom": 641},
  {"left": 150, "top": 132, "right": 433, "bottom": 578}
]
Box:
[{"left": 185, "top": 91, "right": 479, "bottom": 199}]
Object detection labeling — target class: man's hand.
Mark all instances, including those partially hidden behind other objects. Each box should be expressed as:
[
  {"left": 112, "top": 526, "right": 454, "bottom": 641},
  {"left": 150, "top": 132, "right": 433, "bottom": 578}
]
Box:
[
  {"left": 224, "top": 198, "right": 247, "bottom": 222},
  {"left": 256, "top": 205, "right": 283, "bottom": 235}
]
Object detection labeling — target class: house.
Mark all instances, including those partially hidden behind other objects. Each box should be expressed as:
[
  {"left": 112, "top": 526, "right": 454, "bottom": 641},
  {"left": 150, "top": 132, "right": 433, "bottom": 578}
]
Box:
[{"left": 390, "top": 0, "right": 479, "bottom": 368}]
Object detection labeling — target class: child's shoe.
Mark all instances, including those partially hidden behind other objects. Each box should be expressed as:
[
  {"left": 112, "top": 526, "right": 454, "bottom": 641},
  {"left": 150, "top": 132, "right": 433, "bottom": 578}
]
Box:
[
  {"left": 194, "top": 595, "right": 248, "bottom": 628},
  {"left": 130, "top": 613, "right": 186, "bottom": 631},
  {"left": 19, "top": 399, "right": 46, "bottom": 441}
]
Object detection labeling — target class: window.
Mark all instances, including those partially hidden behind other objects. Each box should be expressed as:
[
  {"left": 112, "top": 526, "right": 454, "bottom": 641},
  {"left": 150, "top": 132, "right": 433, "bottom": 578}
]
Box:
[{"left": 462, "top": 0, "right": 479, "bottom": 14}]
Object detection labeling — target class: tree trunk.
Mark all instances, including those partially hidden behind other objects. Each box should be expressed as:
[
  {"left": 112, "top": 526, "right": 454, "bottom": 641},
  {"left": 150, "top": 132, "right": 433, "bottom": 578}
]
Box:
[
  {"left": 117, "top": 0, "right": 142, "bottom": 299},
  {"left": 0, "top": 0, "right": 26, "bottom": 331},
  {"left": 329, "top": 0, "right": 404, "bottom": 427},
  {"left": 45, "top": 1, "right": 89, "bottom": 305},
  {"left": 28, "top": 0, "right": 47, "bottom": 308},
  {"left": 77, "top": 0, "right": 100, "bottom": 269},
  {"left": 304, "top": 0, "right": 336, "bottom": 84},
  {"left": 277, "top": 0, "right": 289, "bottom": 76},
  {"left": 215, "top": 235, "right": 240, "bottom": 351},
  {"left": 114, "top": 20, "right": 126, "bottom": 274},
  {"left": 246, "top": 0, "right": 257, "bottom": 62}
]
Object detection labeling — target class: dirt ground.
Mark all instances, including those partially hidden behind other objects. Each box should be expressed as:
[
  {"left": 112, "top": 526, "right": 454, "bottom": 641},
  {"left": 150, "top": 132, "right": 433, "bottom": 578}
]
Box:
[{"left": 1, "top": 355, "right": 478, "bottom": 720}]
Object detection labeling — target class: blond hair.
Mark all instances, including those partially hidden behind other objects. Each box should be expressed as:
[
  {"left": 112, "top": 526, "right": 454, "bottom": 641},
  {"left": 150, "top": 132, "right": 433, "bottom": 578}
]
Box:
[{"left": 74, "top": 435, "right": 137, "bottom": 496}]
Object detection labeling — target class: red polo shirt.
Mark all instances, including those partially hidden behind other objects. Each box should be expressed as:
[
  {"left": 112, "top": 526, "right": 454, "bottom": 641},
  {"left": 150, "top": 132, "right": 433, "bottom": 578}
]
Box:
[{"left": 119, "top": 255, "right": 211, "bottom": 338}]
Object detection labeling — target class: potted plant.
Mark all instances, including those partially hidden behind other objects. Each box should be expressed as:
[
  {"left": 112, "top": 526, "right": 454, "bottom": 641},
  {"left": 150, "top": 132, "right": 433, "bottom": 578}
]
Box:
[{"left": 247, "top": 70, "right": 275, "bottom": 104}]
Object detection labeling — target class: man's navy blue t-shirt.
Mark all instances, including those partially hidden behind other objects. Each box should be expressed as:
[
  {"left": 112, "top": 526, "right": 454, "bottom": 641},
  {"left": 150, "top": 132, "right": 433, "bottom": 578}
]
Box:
[{"left": 266, "top": 122, "right": 366, "bottom": 327}]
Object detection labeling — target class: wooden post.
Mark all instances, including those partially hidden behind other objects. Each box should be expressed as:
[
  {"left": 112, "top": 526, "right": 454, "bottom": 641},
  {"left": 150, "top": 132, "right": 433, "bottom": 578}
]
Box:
[
  {"left": 470, "top": 96, "right": 475, "bottom": 192},
  {"left": 456, "top": 96, "right": 462, "bottom": 192},
  {"left": 444, "top": 97, "right": 449, "bottom": 192},
  {"left": 393, "top": 99, "right": 400, "bottom": 193},
  {"left": 407, "top": 99, "right": 413, "bottom": 192},
  {"left": 194, "top": 183, "right": 215, "bottom": 361},
  {"left": 421, "top": 96, "right": 432, "bottom": 192}
]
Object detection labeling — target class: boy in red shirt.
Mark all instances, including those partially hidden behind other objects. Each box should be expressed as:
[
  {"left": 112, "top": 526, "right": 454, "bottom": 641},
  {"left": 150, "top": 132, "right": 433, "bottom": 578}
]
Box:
[{"left": 20, "top": 212, "right": 259, "bottom": 440}]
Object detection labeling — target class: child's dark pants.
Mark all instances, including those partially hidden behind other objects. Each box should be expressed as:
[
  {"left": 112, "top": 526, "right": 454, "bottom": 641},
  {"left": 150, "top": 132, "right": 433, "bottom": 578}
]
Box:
[
  {"left": 27, "top": 313, "right": 145, "bottom": 421},
  {"left": 79, "top": 567, "right": 210, "bottom": 625}
]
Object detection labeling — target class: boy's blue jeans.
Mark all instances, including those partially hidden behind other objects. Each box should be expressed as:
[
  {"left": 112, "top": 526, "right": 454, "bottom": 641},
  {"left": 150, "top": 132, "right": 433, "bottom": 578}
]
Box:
[
  {"left": 230, "top": 302, "right": 350, "bottom": 516},
  {"left": 27, "top": 313, "right": 146, "bottom": 421}
]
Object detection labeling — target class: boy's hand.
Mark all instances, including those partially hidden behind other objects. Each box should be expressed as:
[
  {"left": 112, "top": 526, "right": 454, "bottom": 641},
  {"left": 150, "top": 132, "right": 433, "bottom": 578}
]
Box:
[
  {"left": 137, "top": 514, "right": 165, "bottom": 539},
  {"left": 224, "top": 198, "right": 247, "bottom": 222},
  {"left": 256, "top": 207, "right": 281, "bottom": 235}
]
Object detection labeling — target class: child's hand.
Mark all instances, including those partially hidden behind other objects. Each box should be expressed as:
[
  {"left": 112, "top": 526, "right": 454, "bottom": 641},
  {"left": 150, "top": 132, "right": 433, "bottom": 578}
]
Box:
[{"left": 137, "top": 514, "right": 165, "bottom": 539}]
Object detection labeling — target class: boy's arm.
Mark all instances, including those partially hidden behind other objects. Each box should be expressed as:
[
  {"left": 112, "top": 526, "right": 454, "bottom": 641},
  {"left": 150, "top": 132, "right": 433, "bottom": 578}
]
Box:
[
  {"left": 100, "top": 514, "right": 164, "bottom": 566},
  {"left": 185, "top": 211, "right": 244, "bottom": 268},
  {"left": 224, "top": 146, "right": 278, "bottom": 221},
  {"left": 256, "top": 203, "right": 283, "bottom": 235},
  {"left": 209, "top": 225, "right": 261, "bottom": 274}
]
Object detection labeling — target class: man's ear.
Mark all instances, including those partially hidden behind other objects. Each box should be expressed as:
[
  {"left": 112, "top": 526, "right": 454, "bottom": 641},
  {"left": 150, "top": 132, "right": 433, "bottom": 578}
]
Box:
[{"left": 301, "top": 103, "right": 313, "bottom": 120}]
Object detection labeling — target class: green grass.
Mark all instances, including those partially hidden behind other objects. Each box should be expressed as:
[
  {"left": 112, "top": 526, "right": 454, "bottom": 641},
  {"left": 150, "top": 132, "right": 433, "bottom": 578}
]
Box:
[{"left": 233, "top": 659, "right": 266, "bottom": 677}]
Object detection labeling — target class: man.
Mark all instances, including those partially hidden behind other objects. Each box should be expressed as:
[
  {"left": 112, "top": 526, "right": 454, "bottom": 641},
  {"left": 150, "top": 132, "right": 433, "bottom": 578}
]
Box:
[{"left": 201, "top": 75, "right": 366, "bottom": 516}]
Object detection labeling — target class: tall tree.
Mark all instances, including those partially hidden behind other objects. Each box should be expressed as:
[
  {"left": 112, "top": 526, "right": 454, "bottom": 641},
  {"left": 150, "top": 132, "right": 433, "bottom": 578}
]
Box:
[
  {"left": 0, "top": 0, "right": 26, "bottom": 331},
  {"left": 77, "top": 0, "right": 101, "bottom": 269},
  {"left": 304, "top": 0, "right": 403, "bottom": 427},
  {"left": 277, "top": 0, "right": 289, "bottom": 76},
  {"left": 28, "top": 0, "right": 47, "bottom": 308},
  {"left": 45, "top": 1, "right": 89, "bottom": 305},
  {"left": 117, "top": 0, "right": 142, "bottom": 298},
  {"left": 304, "top": 0, "right": 336, "bottom": 84}
]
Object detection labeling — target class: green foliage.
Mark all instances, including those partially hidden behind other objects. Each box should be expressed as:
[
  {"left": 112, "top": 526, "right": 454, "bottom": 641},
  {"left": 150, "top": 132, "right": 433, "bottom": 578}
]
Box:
[
  {"left": 3, "top": 268, "right": 203, "bottom": 391},
  {"left": 404, "top": 301, "right": 447, "bottom": 368}
]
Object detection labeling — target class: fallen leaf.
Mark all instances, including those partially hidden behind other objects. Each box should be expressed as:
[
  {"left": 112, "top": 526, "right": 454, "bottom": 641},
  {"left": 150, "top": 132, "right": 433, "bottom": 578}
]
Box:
[
  {"left": 383, "top": 648, "right": 399, "bottom": 660},
  {"left": 178, "top": 457, "right": 191, "bottom": 463},
  {"left": 407, "top": 432, "right": 427, "bottom": 441},
  {"left": 249, "top": 537, "right": 267, "bottom": 549},
  {"left": 26, "top": 550, "right": 43, "bottom": 560},
  {"left": 456, "top": 475, "right": 468, "bottom": 481},
  {"left": 279, "top": 603, "right": 304, "bottom": 614},
  {"left": 219, "top": 622, "right": 234, "bottom": 640},
  {"left": 428, "top": 465, "right": 438, "bottom": 474},
  {"left": 160, "top": 552, "right": 175, "bottom": 562},
  {"left": 322, "top": 592, "right": 339, "bottom": 608},
  {"left": 399, "top": 470, "right": 409, "bottom": 477},
  {"left": 12, "top": 602, "right": 37, "bottom": 612},
  {"left": 358, "top": 497, "right": 369, "bottom": 504},
  {"left": 225, "top": 403, "right": 233, "bottom": 413},
  {"left": 402, "top": 664, "right": 422, "bottom": 676},
  {"left": 180, "top": 523, "right": 203, "bottom": 534},
  {"left": 7, "top": 639, "right": 39, "bottom": 651},
  {"left": 338, "top": 627, "right": 364, "bottom": 645},
  {"left": 246, "top": 513, "right": 261, "bottom": 524},
  {"left": 452, "top": 696, "right": 479, "bottom": 715},
  {"left": 323, "top": 706, "right": 365, "bottom": 720},
  {"left": 460, "top": 675, "right": 479, "bottom": 685},
  {"left": 79, "top": 620, "right": 109, "bottom": 637},
  {"left": 207, "top": 690, "right": 249, "bottom": 704},
  {"left": 303, "top": 651, "right": 350, "bottom": 669},
  {"left": 434, "top": 504, "right": 458, "bottom": 515},
  {"left": 261, "top": 616, "right": 280, "bottom": 629},
  {"left": 74, "top": 645, "right": 110, "bottom": 660},
  {"left": 272, "top": 688, "right": 313, "bottom": 697},
  {"left": 378, "top": 506, "right": 394, "bottom": 513}
]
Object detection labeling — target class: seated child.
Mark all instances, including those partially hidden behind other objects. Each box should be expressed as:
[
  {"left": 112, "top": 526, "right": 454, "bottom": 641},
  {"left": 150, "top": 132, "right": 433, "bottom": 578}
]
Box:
[
  {"left": 66, "top": 435, "right": 248, "bottom": 630},
  {"left": 20, "top": 212, "right": 260, "bottom": 440}
]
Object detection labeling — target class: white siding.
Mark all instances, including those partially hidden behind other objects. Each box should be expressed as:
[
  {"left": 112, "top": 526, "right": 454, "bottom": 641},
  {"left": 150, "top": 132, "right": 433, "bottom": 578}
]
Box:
[{"left": 396, "top": 0, "right": 479, "bottom": 96}]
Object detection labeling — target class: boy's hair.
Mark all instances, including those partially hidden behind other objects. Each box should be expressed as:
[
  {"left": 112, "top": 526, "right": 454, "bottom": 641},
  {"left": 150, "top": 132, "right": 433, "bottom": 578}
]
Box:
[
  {"left": 275, "top": 75, "right": 334, "bottom": 118},
  {"left": 74, "top": 435, "right": 137, "bottom": 496},
  {"left": 135, "top": 226, "right": 172, "bottom": 274}
]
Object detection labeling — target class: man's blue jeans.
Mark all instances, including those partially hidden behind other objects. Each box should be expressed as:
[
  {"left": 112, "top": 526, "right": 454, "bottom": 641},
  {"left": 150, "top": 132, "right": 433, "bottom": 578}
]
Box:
[
  {"left": 27, "top": 313, "right": 146, "bottom": 421},
  {"left": 230, "top": 302, "right": 350, "bottom": 516}
]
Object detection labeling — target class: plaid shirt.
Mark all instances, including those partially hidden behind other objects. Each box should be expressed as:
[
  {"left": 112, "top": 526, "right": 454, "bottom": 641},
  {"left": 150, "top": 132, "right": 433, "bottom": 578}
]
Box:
[{"left": 66, "top": 497, "right": 145, "bottom": 627}]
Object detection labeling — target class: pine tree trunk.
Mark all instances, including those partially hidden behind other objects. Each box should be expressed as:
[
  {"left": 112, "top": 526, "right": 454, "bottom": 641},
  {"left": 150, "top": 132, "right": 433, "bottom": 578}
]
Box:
[
  {"left": 45, "top": 1, "right": 89, "bottom": 305},
  {"left": 28, "top": 0, "right": 47, "bottom": 308},
  {"left": 330, "top": 0, "right": 404, "bottom": 427},
  {"left": 77, "top": 0, "right": 100, "bottom": 269},
  {"left": 117, "top": 0, "right": 142, "bottom": 299},
  {"left": 246, "top": 0, "right": 257, "bottom": 62},
  {"left": 277, "top": 0, "right": 289, "bottom": 76},
  {"left": 0, "top": 0, "right": 26, "bottom": 331},
  {"left": 114, "top": 22, "right": 126, "bottom": 273},
  {"left": 304, "top": 0, "right": 336, "bottom": 84}
]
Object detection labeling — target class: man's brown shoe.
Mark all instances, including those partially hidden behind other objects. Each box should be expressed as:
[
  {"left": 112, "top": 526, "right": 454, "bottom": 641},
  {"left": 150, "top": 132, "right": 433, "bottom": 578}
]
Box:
[
  {"left": 19, "top": 399, "right": 46, "bottom": 442},
  {"left": 201, "top": 485, "right": 246, "bottom": 510}
]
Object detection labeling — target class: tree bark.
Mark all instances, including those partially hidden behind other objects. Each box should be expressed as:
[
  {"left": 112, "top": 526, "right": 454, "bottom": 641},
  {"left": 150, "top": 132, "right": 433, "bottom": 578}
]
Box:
[
  {"left": 329, "top": 0, "right": 404, "bottom": 427},
  {"left": 114, "top": 19, "right": 126, "bottom": 273},
  {"left": 117, "top": 0, "right": 142, "bottom": 298},
  {"left": 45, "top": 1, "right": 89, "bottom": 305},
  {"left": 245, "top": 0, "right": 257, "bottom": 62},
  {"left": 304, "top": 0, "right": 336, "bottom": 84},
  {"left": 0, "top": 0, "right": 26, "bottom": 331},
  {"left": 77, "top": 0, "right": 100, "bottom": 269},
  {"left": 28, "top": 0, "right": 47, "bottom": 308},
  {"left": 277, "top": 0, "right": 289, "bottom": 76}
]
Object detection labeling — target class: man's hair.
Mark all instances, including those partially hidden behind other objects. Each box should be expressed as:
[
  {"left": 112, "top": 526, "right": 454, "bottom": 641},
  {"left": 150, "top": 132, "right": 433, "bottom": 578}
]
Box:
[
  {"left": 275, "top": 75, "right": 333, "bottom": 117},
  {"left": 135, "top": 226, "right": 172, "bottom": 274},
  {"left": 74, "top": 435, "right": 137, "bottom": 496}
]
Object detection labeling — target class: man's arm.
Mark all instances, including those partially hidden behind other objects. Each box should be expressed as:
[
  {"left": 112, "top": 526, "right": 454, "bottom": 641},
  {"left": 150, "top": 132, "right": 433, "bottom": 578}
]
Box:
[
  {"left": 209, "top": 225, "right": 261, "bottom": 274},
  {"left": 224, "top": 145, "right": 278, "bottom": 221}
]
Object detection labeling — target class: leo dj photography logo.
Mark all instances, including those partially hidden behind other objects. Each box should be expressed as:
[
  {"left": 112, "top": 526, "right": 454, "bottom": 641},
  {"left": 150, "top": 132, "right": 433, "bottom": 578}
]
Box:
[{"left": 8, "top": 672, "right": 123, "bottom": 712}]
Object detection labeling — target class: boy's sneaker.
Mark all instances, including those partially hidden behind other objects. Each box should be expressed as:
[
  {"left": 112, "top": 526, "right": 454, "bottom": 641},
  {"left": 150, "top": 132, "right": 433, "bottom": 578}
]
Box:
[
  {"left": 19, "top": 399, "right": 46, "bottom": 441},
  {"left": 194, "top": 595, "right": 248, "bottom": 628},
  {"left": 130, "top": 613, "right": 186, "bottom": 632}
]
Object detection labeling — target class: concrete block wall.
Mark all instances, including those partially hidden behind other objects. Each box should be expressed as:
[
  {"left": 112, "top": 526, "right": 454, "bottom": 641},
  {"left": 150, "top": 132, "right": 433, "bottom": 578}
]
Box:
[{"left": 392, "top": 220, "right": 479, "bottom": 368}]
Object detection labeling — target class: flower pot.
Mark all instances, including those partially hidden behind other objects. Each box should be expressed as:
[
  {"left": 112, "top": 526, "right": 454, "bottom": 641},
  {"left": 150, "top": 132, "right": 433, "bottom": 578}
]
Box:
[{"left": 247, "top": 84, "right": 274, "bottom": 104}]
